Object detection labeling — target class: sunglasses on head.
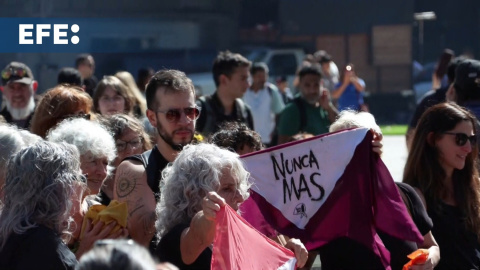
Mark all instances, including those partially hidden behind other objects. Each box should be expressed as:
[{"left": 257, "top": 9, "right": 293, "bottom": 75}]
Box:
[
  {"left": 156, "top": 107, "right": 201, "bottom": 123},
  {"left": 1, "top": 67, "right": 27, "bottom": 80},
  {"left": 443, "top": 132, "right": 477, "bottom": 146}
]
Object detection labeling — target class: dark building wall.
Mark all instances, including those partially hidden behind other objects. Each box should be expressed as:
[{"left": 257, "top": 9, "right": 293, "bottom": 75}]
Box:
[
  {"left": 279, "top": 0, "right": 414, "bottom": 35},
  {"left": 414, "top": 0, "right": 480, "bottom": 63}
]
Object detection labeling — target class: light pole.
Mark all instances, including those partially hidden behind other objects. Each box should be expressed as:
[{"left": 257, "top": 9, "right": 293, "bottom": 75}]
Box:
[{"left": 414, "top": 11, "right": 436, "bottom": 64}]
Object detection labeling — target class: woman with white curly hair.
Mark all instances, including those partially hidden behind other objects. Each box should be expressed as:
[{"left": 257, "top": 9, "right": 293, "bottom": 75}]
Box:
[
  {"left": 0, "top": 141, "right": 85, "bottom": 269},
  {"left": 47, "top": 118, "right": 116, "bottom": 198},
  {"left": 47, "top": 118, "right": 128, "bottom": 258},
  {"left": 155, "top": 143, "right": 308, "bottom": 269}
]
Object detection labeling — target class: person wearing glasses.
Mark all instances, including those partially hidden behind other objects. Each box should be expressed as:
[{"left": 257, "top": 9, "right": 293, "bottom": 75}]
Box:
[
  {"left": 0, "top": 141, "right": 85, "bottom": 269},
  {"left": 404, "top": 102, "right": 480, "bottom": 270},
  {"left": 114, "top": 69, "right": 200, "bottom": 249},
  {"left": 0, "top": 61, "right": 38, "bottom": 129},
  {"left": 97, "top": 114, "right": 153, "bottom": 206},
  {"left": 30, "top": 84, "right": 93, "bottom": 138},
  {"left": 93, "top": 76, "right": 135, "bottom": 117}
]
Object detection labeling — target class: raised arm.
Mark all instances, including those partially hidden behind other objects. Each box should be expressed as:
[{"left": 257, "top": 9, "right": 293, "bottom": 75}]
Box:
[
  {"left": 114, "top": 160, "right": 156, "bottom": 247},
  {"left": 180, "top": 192, "right": 225, "bottom": 265}
]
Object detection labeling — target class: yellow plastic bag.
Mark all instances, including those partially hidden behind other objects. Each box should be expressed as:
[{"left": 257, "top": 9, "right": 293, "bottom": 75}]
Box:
[{"left": 79, "top": 200, "right": 128, "bottom": 240}]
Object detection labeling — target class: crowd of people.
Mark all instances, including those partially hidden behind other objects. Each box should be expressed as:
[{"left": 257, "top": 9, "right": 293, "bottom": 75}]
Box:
[{"left": 0, "top": 49, "right": 479, "bottom": 270}]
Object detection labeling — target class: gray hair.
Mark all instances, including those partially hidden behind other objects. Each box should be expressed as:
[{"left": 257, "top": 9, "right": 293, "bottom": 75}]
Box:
[
  {"left": 0, "top": 125, "right": 41, "bottom": 187},
  {"left": 47, "top": 118, "right": 116, "bottom": 164},
  {"left": 0, "top": 141, "right": 85, "bottom": 249},
  {"left": 76, "top": 239, "right": 157, "bottom": 270},
  {"left": 329, "top": 110, "right": 381, "bottom": 133},
  {"left": 156, "top": 143, "right": 251, "bottom": 238}
]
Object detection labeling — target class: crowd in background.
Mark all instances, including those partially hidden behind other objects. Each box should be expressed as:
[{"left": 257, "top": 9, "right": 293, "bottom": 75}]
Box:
[{"left": 0, "top": 48, "right": 479, "bottom": 270}]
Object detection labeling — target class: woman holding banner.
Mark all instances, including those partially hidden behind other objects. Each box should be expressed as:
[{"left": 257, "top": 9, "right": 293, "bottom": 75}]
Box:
[
  {"left": 155, "top": 143, "right": 308, "bottom": 269},
  {"left": 325, "top": 110, "right": 439, "bottom": 270},
  {"left": 404, "top": 102, "right": 480, "bottom": 270}
]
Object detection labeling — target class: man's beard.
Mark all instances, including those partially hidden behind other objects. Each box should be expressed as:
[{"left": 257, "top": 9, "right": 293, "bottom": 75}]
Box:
[
  {"left": 5, "top": 95, "right": 35, "bottom": 120},
  {"left": 156, "top": 122, "right": 193, "bottom": 151}
]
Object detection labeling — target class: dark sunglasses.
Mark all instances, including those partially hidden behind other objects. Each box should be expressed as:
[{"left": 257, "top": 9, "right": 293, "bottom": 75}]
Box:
[
  {"left": 1, "top": 67, "right": 27, "bottom": 80},
  {"left": 443, "top": 132, "right": 477, "bottom": 146},
  {"left": 156, "top": 107, "right": 201, "bottom": 123}
]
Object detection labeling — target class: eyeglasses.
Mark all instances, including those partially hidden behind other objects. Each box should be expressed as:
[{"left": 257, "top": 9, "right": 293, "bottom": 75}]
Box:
[
  {"left": 1, "top": 67, "right": 28, "bottom": 80},
  {"left": 116, "top": 137, "right": 142, "bottom": 152},
  {"left": 443, "top": 132, "right": 477, "bottom": 146},
  {"left": 156, "top": 107, "right": 201, "bottom": 123}
]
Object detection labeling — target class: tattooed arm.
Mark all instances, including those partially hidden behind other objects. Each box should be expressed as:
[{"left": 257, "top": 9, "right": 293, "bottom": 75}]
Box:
[{"left": 114, "top": 160, "right": 157, "bottom": 247}]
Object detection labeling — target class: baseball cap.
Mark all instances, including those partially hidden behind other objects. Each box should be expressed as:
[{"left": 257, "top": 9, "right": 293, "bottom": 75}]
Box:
[
  {"left": 454, "top": 59, "right": 480, "bottom": 93},
  {"left": 1, "top": 62, "right": 34, "bottom": 86}
]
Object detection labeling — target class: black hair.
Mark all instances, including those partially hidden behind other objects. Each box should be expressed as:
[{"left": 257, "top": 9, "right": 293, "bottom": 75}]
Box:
[
  {"left": 212, "top": 51, "right": 251, "bottom": 87},
  {"left": 250, "top": 62, "right": 269, "bottom": 75},
  {"left": 57, "top": 67, "right": 83, "bottom": 86}
]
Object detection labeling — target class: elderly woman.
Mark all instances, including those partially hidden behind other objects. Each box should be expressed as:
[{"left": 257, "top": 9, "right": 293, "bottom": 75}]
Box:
[
  {"left": 30, "top": 84, "right": 93, "bottom": 138},
  {"left": 97, "top": 114, "right": 152, "bottom": 205},
  {"left": 0, "top": 124, "right": 41, "bottom": 200},
  {"left": 0, "top": 141, "right": 85, "bottom": 269},
  {"left": 47, "top": 118, "right": 126, "bottom": 257},
  {"left": 47, "top": 118, "right": 116, "bottom": 198},
  {"left": 155, "top": 143, "right": 308, "bottom": 269}
]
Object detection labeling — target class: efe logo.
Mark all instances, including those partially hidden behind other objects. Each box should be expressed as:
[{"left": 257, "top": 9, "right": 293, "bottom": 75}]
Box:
[{"left": 19, "top": 24, "right": 80, "bottom": 45}]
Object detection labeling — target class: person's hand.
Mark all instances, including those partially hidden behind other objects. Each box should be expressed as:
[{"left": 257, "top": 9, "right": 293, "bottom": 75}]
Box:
[
  {"left": 202, "top": 191, "right": 226, "bottom": 221},
  {"left": 343, "top": 72, "right": 351, "bottom": 84},
  {"left": 76, "top": 219, "right": 128, "bottom": 258},
  {"left": 319, "top": 89, "right": 332, "bottom": 110},
  {"left": 409, "top": 255, "right": 434, "bottom": 270},
  {"left": 285, "top": 238, "right": 308, "bottom": 268},
  {"left": 156, "top": 262, "right": 179, "bottom": 270},
  {"left": 371, "top": 129, "right": 383, "bottom": 156}
]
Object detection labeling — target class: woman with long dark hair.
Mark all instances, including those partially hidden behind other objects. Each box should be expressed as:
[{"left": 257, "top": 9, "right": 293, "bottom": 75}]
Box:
[{"left": 404, "top": 102, "right": 480, "bottom": 269}]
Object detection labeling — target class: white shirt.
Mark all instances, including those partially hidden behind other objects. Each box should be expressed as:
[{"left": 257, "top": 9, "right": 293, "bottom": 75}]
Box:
[{"left": 244, "top": 83, "right": 285, "bottom": 144}]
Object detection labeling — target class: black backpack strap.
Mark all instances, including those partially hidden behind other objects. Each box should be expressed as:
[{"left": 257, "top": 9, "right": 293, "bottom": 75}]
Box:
[
  {"left": 198, "top": 95, "right": 217, "bottom": 136},
  {"left": 121, "top": 148, "right": 161, "bottom": 201},
  {"left": 235, "top": 98, "right": 249, "bottom": 121},
  {"left": 145, "top": 147, "right": 162, "bottom": 201},
  {"left": 293, "top": 97, "right": 307, "bottom": 132},
  {"left": 122, "top": 149, "right": 151, "bottom": 169}
]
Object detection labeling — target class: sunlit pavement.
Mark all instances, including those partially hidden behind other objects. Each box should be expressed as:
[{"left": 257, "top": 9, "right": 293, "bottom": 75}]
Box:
[{"left": 381, "top": 135, "right": 408, "bottom": 182}]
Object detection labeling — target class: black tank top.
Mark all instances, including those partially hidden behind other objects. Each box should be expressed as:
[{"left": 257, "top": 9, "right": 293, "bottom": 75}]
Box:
[
  {"left": 426, "top": 198, "right": 480, "bottom": 270},
  {"left": 123, "top": 145, "right": 169, "bottom": 202}
]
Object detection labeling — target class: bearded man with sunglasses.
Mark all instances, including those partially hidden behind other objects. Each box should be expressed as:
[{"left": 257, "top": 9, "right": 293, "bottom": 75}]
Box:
[
  {"left": 114, "top": 69, "right": 199, "bottom": 251},
  {"left": 0, "top": 62, "right": 38, "bottom": 129}
]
